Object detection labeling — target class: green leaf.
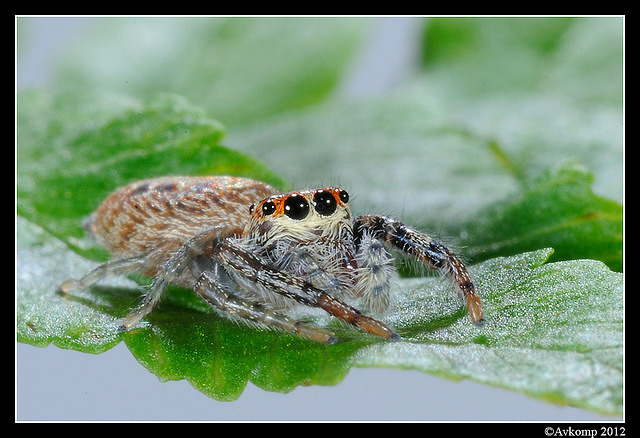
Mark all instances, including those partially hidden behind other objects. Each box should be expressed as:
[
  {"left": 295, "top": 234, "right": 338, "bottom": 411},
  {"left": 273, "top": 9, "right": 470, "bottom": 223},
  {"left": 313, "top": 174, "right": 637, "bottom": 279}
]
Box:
[
  {"left": 459, "top": 164, "right": 623, "bottom": 271},
  {"left": 17, "top": 90, "right": 287, "bottom": 256},
  {"left": 359, "top": 249, "right": 622, "bottom": 416},
  {"left": 17, "top": 218, "right": 623, "bottom": 414},
  {"left": 46, "top": 17, "right": 371, "bottom": 127},
  {"left": 17, "top": 216, "right": 124, "bottom": 353}
]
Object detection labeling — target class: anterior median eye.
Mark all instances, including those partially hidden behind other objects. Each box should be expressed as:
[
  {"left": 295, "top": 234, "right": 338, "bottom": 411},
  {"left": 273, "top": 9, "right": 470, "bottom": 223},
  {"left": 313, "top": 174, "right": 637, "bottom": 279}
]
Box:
[
  {"left": 313, "top": 190, "right": 337, "bottom": 216},
  {"left": 284, "top": 194, "right": 309, "bottom": 220}
]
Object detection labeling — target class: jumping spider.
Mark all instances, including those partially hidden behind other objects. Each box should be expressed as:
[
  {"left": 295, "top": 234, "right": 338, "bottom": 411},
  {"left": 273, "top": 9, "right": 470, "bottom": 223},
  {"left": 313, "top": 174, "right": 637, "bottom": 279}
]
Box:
[{"left": 61, "top": 176, "right": 484, "bottom": 343}]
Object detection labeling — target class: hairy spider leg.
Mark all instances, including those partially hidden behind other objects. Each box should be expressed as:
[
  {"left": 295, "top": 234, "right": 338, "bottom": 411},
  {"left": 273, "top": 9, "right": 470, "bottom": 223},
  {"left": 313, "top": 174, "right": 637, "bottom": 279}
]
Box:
[
  {"left": 117, "top": 225, "right": 228, "bottom": 331},
  {"left": 59, "top": 255, "right": 151, "bottom": 293},
  {"left": 352, "top": 228, "right": 396, "bottom": 314},
  {"left": 194, "top": 267, "right": 337, "bottom": 344},
  {"left": 60, "top": 226, "right": 227, "bottom": 331},
  {"left": 59, "top": 251, "right": 168, "bottom": 331},
  {"left": 269, "top": 247, "right": 350, "bottom": 296},
  {"left": 211, "top": 238, "right": 400, "bottom": 341},
  {"left": 354, "top": 215, "right": 484, "bottom": 324}
]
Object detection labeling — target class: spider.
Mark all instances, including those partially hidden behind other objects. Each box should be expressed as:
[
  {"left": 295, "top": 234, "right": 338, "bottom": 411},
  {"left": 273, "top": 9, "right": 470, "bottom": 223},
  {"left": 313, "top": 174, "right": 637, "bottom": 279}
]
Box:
[{"left": 60, "top": 176, "right": 484, "bottom": 344}]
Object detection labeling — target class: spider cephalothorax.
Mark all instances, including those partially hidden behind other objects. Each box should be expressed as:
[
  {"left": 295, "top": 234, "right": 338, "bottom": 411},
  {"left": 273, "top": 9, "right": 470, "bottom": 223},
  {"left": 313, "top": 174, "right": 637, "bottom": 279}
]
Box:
[
  {"left": 61, "top": 176, "right": 483, "bottom": 344},
  {"left": 246, "top": 188, "right": 358, "bottom": 298}
]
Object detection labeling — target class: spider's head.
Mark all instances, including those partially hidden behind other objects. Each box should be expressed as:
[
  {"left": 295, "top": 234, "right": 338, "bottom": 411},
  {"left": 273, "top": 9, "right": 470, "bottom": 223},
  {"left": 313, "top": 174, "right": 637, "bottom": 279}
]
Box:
[{"left": 245, "top": 187, "right": 352, "bottom": 247}]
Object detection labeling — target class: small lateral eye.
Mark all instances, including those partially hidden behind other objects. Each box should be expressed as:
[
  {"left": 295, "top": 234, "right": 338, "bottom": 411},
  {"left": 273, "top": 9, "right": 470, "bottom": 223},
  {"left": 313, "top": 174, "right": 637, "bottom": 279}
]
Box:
[
  {"left": 284, "top": 194, "right": 309, "bottom": 220},
  {"left": 339, "top": 189, "right": 349, "bottom": 204},
  {"left": 262, "top": 200, "right": 276, "bottom": 216},
  {"left": 313, "top": 190, "right": 337, "bottom": 216}
]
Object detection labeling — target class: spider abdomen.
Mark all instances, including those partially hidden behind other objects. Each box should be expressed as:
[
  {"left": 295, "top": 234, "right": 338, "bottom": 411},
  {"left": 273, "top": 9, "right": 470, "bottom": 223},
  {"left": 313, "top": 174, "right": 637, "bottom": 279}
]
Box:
[{"left": 90, "top": 176, "right": 278, "bottom": 260}]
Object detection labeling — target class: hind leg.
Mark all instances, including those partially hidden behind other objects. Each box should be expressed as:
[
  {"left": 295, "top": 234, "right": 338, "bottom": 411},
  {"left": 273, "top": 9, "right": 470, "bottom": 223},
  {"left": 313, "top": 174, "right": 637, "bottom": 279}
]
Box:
[{"left": 59, "top": 255, "right": 150, "bottom": 293}]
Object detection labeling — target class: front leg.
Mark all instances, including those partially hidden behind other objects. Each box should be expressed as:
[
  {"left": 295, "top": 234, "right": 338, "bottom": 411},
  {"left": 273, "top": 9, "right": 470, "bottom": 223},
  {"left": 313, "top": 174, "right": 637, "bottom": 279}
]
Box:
[
  {"left": 194, "top": 267, "right": 337, "bottom": 344},
  {"left": 212, "top": 238, "right": 399, "bottom": 341},
  {"left": 354, "top": 215, "right": 484, "bottom": 324}
]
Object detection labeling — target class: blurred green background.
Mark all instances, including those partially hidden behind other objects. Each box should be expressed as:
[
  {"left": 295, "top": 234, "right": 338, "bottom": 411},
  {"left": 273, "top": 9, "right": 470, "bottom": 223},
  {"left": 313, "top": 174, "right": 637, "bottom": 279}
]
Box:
[{"left": 18, "top": 16, "right": 623, "bottom": 270}]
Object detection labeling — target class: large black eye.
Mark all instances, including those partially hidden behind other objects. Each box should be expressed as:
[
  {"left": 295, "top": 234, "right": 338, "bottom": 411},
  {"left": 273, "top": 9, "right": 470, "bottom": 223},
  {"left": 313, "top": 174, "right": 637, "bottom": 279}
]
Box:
[
  {"left": 339, "top": 189, "right": 349, "bottom": 204},
  {"left": 262, "top": 200, "right": 276, "bottom": 216},
  {"left": 313, "top": 190, "right": 337, "bottom": 216},
  {"left": 284, "top": 194, "right": 309, "bottom": 220}
]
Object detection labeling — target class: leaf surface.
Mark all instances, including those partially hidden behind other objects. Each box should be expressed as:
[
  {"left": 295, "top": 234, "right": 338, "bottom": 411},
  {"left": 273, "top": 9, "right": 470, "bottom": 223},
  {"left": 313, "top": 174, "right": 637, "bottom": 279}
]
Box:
[{"left": 17, "top": 220, "right": 623, "bottom": 414}]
